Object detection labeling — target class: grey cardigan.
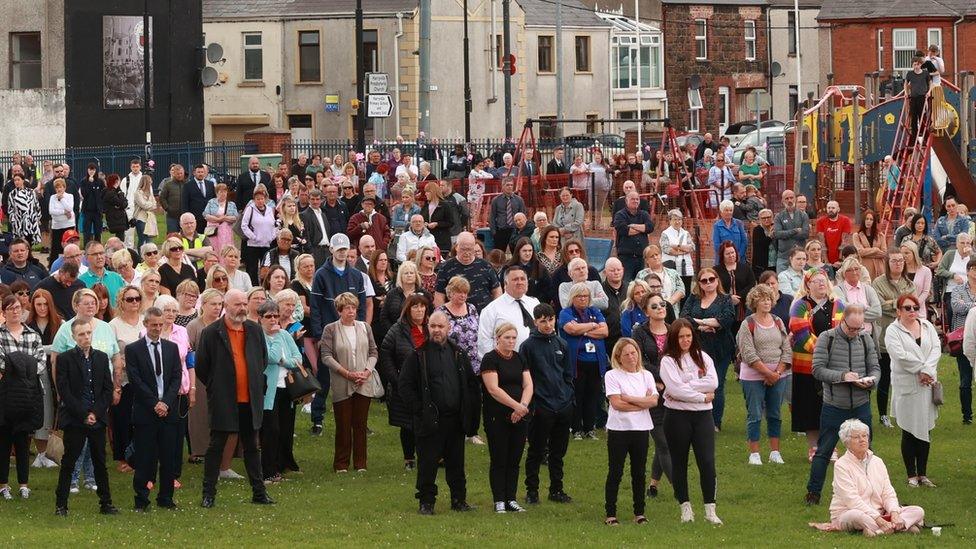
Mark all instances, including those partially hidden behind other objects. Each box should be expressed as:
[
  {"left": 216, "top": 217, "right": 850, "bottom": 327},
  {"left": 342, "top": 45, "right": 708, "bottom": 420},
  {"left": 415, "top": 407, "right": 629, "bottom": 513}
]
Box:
[
  {"left": 811, "top": 325, "right": 881, "bottom": 410},
  {"left": 551, "top": 199, "right": 585, "bottom": 243},
  {"left": 320, "top": 320, "right": 379, "bottom": 403}
]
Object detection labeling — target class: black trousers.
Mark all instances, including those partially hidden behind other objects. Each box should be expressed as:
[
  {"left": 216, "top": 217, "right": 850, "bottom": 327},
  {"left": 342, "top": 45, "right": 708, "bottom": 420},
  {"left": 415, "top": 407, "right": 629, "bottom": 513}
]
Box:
[
  {"left": 901, "top": 429, "right": 931, "bottom": 478},
  {"left": 524, "top": 405, "right": 572, "bottom": 495},
  {"left": 466, "top": 390, "right": 482, "bottom": 438},
  {"left": 242, "top": 245, "right": 267, "bottom": 286},
  {"left": 56, "top": 425, "right": 112, "bottom": 509},
  {"left": 664, "top": 409, "right": 717, "bottom": 504},
  {"left": 132, "top": 418, "right": 179, "bottom": 507},
  {"left": 277, "top": 392, "right": 299, "bottom": 472},
  {"left": 493, "top": 228, "right": 513, "bottom": 251},
  {"left": 0, "top": 426, "right": 30, "bottom": 485},
  {"left": 203, "top": 404, "right": 266, "bottom": 499},
  {"left": 415, "top": 414, "right": 466, "bottom": 506},
  {"left": 399, "top": 427, "right": 416, "bottom": 461},
  {"left": 261, "top": 395, "right": 281, "bottom": 479},
  {"left": 650, "top": 408, "right": 673, "bottom": 483},
  {"left": 173, "top": 396, "right": 189, "bottom": 480},
  {"left": 484, "top": 413, "right": 528, "bottom": 502},
  {"left": 573, "top": 360, "right": 602, "bottom": 434},
  {"left": 604, "top": 429, "right": 649, "bottom": 518},
  {"left": 909, "top": 94, "right": 926, "bottom": 138},
  {"left": 111, "top": 384, "right": 135, "bottom": 462},
  {"left": 877, "top": 353, "right": 892, "bottom": 417}
]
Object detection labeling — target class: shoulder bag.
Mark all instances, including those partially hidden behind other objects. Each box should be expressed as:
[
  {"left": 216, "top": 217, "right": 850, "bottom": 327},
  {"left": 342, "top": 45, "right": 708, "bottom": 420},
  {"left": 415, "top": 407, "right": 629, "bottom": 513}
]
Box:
[{"left": 285, "top": 361, "right": 322, "bottom": 402}]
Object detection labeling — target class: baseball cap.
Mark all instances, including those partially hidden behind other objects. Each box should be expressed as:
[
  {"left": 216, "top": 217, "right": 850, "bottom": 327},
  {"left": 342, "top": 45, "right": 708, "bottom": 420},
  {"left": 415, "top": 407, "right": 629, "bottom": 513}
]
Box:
[
  {"left": 61, "top": 229, "right": 81, "bottom": 246},
  {"left": 330, "top": 233, "right": 350, "bottom": 250}
]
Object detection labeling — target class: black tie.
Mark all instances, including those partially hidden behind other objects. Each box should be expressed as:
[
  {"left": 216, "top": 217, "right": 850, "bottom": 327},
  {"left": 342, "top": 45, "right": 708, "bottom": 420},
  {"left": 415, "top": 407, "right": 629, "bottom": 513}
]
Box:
[
  {"left": 515, "top": 298, "right": 533, "bottom": 328},
  {"left": 198, "top": 180, "right": 205, "bottom": 195},
  {"left": 152, "top": 341, "right": 162, "bottom": 377},
  {"left": 253, "top": 171, "right": 258, "bottom": 185}
]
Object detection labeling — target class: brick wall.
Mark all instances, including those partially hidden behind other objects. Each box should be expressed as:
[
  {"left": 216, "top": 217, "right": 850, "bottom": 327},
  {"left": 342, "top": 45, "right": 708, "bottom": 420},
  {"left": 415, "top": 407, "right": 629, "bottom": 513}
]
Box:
[
  {"left": 663, "top": 3, "right": 769, "bottom": 135},
  {"left": 245, "top": 128, "right": 292, "bottom": 159}
]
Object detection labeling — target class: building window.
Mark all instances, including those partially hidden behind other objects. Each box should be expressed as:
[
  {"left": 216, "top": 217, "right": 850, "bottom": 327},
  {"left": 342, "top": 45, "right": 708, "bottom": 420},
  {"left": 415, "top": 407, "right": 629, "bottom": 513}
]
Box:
[
  {"left": 694, "top": 19, "right": 707, "bottom": 60},
  {"left": 744, "top": 21, "right": 756, "bottom": 61},
  {"left": 789, "top": 85, "right": 799, "bottom": 119},
  {"left": 689, "top": 109, "right": 700, "bottom": 133},
  {"left": 877, "top": 29, "right": 884, "bottom": 71},
  {"left": 538, "top": 35, "right": 553, "bottom": 73},
  {"left": 611, "top": 34, "right": 662, "bottom": 90},
  {"left": 687, "top": 88, "right": 703, "bottom": 111},
  {"left": 538, "top": 116, "right": 557, "bottom": 140},
  {"left": 242, "top": 32, "right": 262, "bottom": 81},
  {"left": 495, "top": 34, "right": 504, "bottom": 69},
  {"left": 927, "top": 28, "right": 942, "bottom": 53},
  {"left": 364, "top": 30, "right": 378, "bottom": 72},
  {"left": 298, "top": 31, "right": 321, "bottom": 82},
  {"left": 892, "top": 28, "right": 916, "bottom": 73},
  {"left": 718, "top": 87, "right": 730, "bottom": 134},
  {"left": 9, "top": 32, "right": 41, "bottom": 89},
  {"left": 585, "top": 113, "right": 600, "bottom": 134},
  {"left": 787, "top": 10, "right": 797, "bottom": 55},
  {"left": 575, "top": 36, "right": 590, "bottom": 72}
]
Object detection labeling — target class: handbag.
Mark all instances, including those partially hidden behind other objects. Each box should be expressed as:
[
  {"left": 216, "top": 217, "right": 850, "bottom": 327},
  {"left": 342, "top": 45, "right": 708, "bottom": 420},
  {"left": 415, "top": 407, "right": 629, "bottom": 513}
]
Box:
[
  {"left": 358, "top": 369, "right": 386, "bottom": 399},
  {"left": 46, "top": 416, "right": 65, "bottom": 464},
  {"left": 947, "top": 326, "right": 965, "bottom": 357},
  {"left": 285, "top": 362, "right": 322, "bottom": 402},
  {"left": 666, "top": 182, "right": 681, "bottom": 198},
  {"left": 932, "top": 381, "right": 945, "bottom": 406}
]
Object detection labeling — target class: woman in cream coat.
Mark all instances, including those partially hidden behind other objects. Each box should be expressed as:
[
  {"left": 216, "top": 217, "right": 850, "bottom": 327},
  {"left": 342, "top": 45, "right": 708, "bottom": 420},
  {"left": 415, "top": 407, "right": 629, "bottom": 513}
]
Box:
[
  {"left": 320, "top": 292, "right": 382, "bottom": 473},
  {"left": 885, "top": 293, "right": 940, "bottom": 488}
]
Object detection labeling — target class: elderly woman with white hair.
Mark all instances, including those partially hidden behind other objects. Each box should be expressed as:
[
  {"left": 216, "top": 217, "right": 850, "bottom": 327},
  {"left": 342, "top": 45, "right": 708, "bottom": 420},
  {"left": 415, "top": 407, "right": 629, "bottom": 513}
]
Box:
[
  {"left": 559, "top": 283, "right": 609, "bottom": 440},
  {"left": 833, "top": 256, "right": 882, "bottom": 335},
  {"left": 659, "top": 209, "right": 695, "bottom": 295},
  {"left": 558, "top": 257, "right": 610, "bottom": 311},
  {"left": 809, "top": 419, "right": 925, "bottom": 536},
  {"left": 530, "top": 211, "right": 549, "bottom": 251},
  {"left": 712, "top": 200, "right": 748, "bottom": 264}
]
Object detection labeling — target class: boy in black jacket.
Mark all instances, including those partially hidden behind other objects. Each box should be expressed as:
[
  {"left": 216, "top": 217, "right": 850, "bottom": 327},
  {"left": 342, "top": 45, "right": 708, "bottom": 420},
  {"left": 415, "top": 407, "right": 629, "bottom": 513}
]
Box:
[{"left": 520, "top": 303, "right": 574, "bottom": 505}]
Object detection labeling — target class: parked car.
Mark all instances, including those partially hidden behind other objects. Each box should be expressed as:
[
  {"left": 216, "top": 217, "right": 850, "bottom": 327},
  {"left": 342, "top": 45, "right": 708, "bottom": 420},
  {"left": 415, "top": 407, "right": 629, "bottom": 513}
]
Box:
[
  {"left": 723, "top": 120, "right": 783, "bottom": 148},
  {"left": 731, "top": 127, "right": 785, "bottom": 165},
  {"left": 564, "top": 133, "right": 626, "bottom": 150}
]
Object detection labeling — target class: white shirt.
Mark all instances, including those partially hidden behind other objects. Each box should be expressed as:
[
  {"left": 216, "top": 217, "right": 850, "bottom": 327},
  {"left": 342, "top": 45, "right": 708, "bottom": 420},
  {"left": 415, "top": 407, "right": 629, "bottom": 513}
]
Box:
[
  {"left": 396, "top": 229, "right": 437, "bottom": 262},
  {"left": 146, "top": 337, "right": 164, "bottom": 399},
  {"left": 311, "top": 207, "right": 329, "bottom": 245},
  {"left": 476, "top": 292, "right": 540, "bottom": 358},
  {"left": 660, "top": 226, "right": 695, "bottom": 277},
  {"left": 395, "top": 165, "right": 418, "bottom": 180},
  {"left": 605, "top": 369, "right": 657, "bottom": 431},
  {"left": 49, "top": 193, "right": 75, "bottom": 230},
  {"left": 925, "top": 55, "right": 945, "bottom": 86}
]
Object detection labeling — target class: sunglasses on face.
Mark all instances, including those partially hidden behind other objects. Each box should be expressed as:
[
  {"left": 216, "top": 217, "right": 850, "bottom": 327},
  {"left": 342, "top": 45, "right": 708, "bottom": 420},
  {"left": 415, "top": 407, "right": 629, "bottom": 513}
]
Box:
[
  {"left": 423, "top": 256, "right": 435, "bottom": 261},
  {"left": 170, "top": 246, "right": 184, "bottom": 252},
  {"left": 699, "top": 277, "right": 717, "bottom": 284},
  {"left": 900, "top": 305, "right": 920, "bottom": 312},
  {"left": 15, "top": 290, "right": 29, "bottom": 296},
  {"left": 144, "top": 250, "right": 158, "bottom": 256},
  {"left": 123, "top": 295, "right": 143, "bottom": 303},
  {"left": 263, "top": 313, "right": 280, "bottom": 319},
  {"left": 647, "top": 303, "right": 664, "bottom": 310},
  {"left": 213, "top": 276, "right": 228, "bottom": 283}
]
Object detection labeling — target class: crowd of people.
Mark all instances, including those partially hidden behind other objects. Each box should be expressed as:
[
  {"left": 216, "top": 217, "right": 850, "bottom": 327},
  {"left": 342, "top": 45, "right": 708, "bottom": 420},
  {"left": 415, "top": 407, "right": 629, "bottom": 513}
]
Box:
[{"left": 0, "top": 146, "right": 959, "bottom": 537}]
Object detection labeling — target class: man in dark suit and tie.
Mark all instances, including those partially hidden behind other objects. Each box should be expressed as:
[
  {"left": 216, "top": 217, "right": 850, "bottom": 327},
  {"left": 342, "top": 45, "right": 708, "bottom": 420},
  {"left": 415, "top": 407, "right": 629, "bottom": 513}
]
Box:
[
  {"left": 182, "top": 164, "right": 217, "bottom": 234},
  {"left": 195, "top": 289, "right": 272, "bottom": 508},
  {"left": 236, "top": 156, "right": 271, "bottom": 211},
  {"left": 546, "top": 146, "right": 569, "bottom": 187},
  {"left": 54, "top": 319, "right": 118, "bottom": 516},
  {"left": 126, "top": 307, "right": 183, "bottom": 512},
  {"left": 300, "top": 189, "right": 331, "bottom": 265}
]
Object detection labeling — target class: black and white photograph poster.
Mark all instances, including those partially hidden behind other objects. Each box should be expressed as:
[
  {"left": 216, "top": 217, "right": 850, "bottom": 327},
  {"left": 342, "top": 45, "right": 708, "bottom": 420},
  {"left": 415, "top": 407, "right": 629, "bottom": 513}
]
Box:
[{"left": 103, "top": 15, "right": 153, "bottom": 109}]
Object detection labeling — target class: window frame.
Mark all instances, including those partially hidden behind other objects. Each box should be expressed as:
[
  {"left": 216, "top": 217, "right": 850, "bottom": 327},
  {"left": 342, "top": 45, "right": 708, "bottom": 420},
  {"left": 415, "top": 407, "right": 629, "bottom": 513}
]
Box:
[
  {"left": 363, "top": 29, "right": 379, "bottom": 73},
  {"left": 891, "top": 28, "right": 916, "bottom": 73},
  {"left": 574, "top": 35, "right": 591, "bottom": 73},
  {"left": 927, "top": 28, "right": 942, "bottom": 54},
  {"left": 494, "top": 34, "right": 504, "bottom": 70},
  {"left": 744, "top": 20, "right": 756, "bottom": 61},
  {"left": 242, "top": 31, "right": 263, "bottom": 82},
  {"left": 689, "top": 109, "right": 700, "bottom": 133},
  {"left": 537, "top": 35, "right": 554, "bottom": 73},
  {"left": 297, "top": 30, "right": 322, "bottom": 84},
  {"left": 718, "top": 86, "right": 730, "bottom": 135},
  {"left": 9, "top": 31, "right": 42, "bottom": 90},
  {"left": 610, "top": 33, "right": 662, "bottom": 90},
  {"left": 694, "top": 19, "right": 707, "bottom": 61},
  {"left": 787, "top": 10, "right": 797, "bottom": 56},
  {"left": 877, "top": 29, "right": 884, "bottom": 71}
]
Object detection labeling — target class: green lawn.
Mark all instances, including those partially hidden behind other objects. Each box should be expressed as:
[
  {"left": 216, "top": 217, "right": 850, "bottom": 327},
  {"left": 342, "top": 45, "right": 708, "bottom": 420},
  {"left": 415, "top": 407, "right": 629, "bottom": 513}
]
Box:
[{"left": 5, "top": 357, "right": 973, "bottom": 547}]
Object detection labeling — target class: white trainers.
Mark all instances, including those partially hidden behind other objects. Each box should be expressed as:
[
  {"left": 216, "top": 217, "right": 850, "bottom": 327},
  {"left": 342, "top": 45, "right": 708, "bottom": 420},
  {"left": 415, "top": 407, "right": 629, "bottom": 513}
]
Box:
[
  {"left": 32, "top": 453, "right": 57, "bottom": 468},
  {"left": 830, "top": 449, "right": 839, "bottom": 462},
  {"left": 19, "top": 487, "right": 30, "bottom": 499},
  {"left": 467, "top": 435, "right": 485, "bottom": 446},
  {"left": 748, "top": 452, "right": 762, "bottom": 465},
  {"left": 880, "top": 415, "right": 893, "bottom": 428},
  {"left": 506, "top": 500, "right": 527, "bottom": 512},
  {"left": 704, "top": 503, "right": 724, "bottom": 525},
  {"left": 494, "top": 501, "right": 507, "bottom": 514},
  {"left": 301, "top": 403, "right": 312, "bottom": 414},
  {"left": 769, "top": 451, "right": 785, "bottom": 464},
  {"left": 680, "top": 501, "right": 694, "bottom": 522},
  {"left": 69, "top": 484, "right": 80, "bottom": 494},
  {"left": 0, "top": 487, "right": 11, "bottom": 500},
  {"left": 42, "top": 455, "right": 59, "bottom": 468},
  {"left": 219, "top": 468, "right": 245, "bottom": 480}
]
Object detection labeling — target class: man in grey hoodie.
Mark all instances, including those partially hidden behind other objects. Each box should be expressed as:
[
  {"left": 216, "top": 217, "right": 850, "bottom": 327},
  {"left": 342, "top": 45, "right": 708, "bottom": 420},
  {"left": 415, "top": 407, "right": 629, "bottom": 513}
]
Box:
[{"left": 804, "top": 303, "right": 880, "bottom": 505}]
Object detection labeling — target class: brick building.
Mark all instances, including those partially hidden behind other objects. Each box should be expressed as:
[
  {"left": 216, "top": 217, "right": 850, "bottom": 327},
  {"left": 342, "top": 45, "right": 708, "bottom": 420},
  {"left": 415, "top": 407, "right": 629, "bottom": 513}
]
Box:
[
  {"left": 818, "top": 0, "right": 976, "bottom": 90},
  {"left": 662, "top": 0, "right": 769, "bottom": 136}
]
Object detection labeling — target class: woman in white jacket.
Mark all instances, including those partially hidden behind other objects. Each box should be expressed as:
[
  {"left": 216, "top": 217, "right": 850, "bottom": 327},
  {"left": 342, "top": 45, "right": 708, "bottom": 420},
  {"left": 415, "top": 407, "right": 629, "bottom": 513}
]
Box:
[
  {"left": 48, "top": 178, "right": 75, "bottom": 264},
  {"left": 885, "top": 293, "right": 939, "bottom": 488}
]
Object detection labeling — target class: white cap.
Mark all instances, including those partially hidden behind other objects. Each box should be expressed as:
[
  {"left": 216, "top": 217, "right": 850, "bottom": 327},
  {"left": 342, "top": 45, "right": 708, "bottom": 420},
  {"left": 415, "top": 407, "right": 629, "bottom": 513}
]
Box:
[{"left": 330, "top": 233, "right": 350, "bottom": 250}]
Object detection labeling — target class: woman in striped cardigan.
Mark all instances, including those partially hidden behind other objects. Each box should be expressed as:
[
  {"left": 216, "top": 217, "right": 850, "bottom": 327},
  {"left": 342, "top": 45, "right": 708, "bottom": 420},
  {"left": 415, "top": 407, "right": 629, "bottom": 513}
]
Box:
[{"left": 789, "top": 269, "right": 845, "bottom": 462}]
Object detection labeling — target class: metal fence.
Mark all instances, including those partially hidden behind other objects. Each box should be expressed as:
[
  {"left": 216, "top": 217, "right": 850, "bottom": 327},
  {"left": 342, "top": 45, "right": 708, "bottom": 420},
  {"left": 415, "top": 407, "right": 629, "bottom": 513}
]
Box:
[{"left": 0, "top": 141, "right": 258, "bottom": 181}]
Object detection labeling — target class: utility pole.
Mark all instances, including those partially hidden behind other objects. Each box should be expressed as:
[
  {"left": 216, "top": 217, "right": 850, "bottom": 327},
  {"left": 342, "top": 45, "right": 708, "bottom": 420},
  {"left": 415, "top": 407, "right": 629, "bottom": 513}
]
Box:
[
  {"left": 502, "top": 0, "right": 512, "bottom": 138},
  {"left": 355, "top": 0, "right": 365, "bottom": 152},
  {"left": 419, "top": 0, "right": 432, "bottom": 135},
  {"left": 852, "top": 89, "right": 862, "bottom": 221},
  {"left": 143, "top": 0, "right": 151, "bottom": 163},
  {"left": 634, "top": 0, "right": 641, "bottom": 144},
  {"left": 794, "top": 0, "right": 802, "bottom": 113},
  {"left": 555, "top": 0, "right": 563, "bottom": 137},
  {"left": 463, "top": 0, "right": 472, "bottom": 142}
]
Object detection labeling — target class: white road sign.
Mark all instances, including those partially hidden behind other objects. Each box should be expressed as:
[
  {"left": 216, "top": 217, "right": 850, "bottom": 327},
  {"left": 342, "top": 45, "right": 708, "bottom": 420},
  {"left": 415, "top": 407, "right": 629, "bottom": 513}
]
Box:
[
  {"left": 367, "top": 94, "right": 394, "bottom": 118},
  {"left": 367, "top": 73, "right": 389, "bottom": 94}
]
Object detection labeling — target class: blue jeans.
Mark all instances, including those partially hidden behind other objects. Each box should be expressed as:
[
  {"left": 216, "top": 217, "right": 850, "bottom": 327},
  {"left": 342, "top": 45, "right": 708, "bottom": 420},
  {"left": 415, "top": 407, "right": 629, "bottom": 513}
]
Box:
[
  {"left": 71, "top": 440, "right": 95, "bottom": 486},
  {"left": 741, "top": 377, "right": 787, "bottom": 442},
  {"left": 712, "top": 351, "right": 732, "bottom": 428},
  {"left": 133, "top": 219, "right": 152, "bottom": 248},
  {"left": 166, "top": 216, "right": 181, "bottom": 234},
  {"left": 82, "top": 213, "right": 103, "bottom": 245},
  {"left": 956, "top": 354, "right": 973, "bottom": 421},
  {"left": 618, "top": 254, "right": 643, "bottom": 284},
  {"left": 806, "top": 402, "right": 872, "bottom": 494},
  {"left": 310, "top": 362, "right": 332, "bottom": 426}
]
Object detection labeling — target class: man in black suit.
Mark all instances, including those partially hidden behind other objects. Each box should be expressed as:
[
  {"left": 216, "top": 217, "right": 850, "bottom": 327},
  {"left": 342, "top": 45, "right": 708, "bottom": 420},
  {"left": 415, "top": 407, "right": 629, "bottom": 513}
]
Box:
[
  {"left": 182, "top": 164, "right": 217, "bottom": 235},
  {"left": 546, "top": 146, "right": 570, "bottom": 187},
  {"left": 300, "top": 189, "right": 331, "bottom": 265},
  {"left": 126, "top": 307, "right": 183, "bottom": 512},
  {"left": 236, "top": 156, "right": 271, "bottom": 211},
  {"left": 195, "top": 289, "right": 272, "bottom": 508},
  {"left": 54, "top": 319, "right": 118, "bottom": 516}
]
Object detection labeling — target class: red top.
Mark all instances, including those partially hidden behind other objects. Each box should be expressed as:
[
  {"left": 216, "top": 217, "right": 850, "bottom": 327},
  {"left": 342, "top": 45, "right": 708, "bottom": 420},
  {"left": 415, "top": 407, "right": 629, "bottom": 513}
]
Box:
[
  {"left": 410, "top": 325, "right": 426, "bottom": 349},
  {"left": 226, "top": 318, "right": 249, "bottom": 404},
  {"left": 816, "top": 215, "right": 852, "bottom": 264}
]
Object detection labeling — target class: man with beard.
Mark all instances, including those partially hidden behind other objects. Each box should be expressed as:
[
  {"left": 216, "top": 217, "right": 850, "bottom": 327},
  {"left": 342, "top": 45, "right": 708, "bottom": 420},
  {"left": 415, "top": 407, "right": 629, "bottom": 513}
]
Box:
[{"left": 815, "top": 200, "right": 852, "bottom": 268}]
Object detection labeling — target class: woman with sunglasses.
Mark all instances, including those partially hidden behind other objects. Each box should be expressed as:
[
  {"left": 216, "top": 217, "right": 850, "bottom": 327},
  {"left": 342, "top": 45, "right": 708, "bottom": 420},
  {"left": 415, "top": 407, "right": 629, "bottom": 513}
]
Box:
[
  {"left": 25, "top": 289, "right": 61, "bottom": 469},
  {"left": 8, "top": 280, "right": 30, "bottom": 323},
  {"left": 642, "top": 273, "right": 677, "bottom": 323},
  {"left": 136, "top": 243, "right": 161, "bottom": 275},
  {"left": 680, "top": 268, "right": 735, "bottom": 431},
  {"left": 108, "top": 285, "right": 145, "bottom": 473},
  {"left": 872, "top": 251, "right": 916, "bottom": 429},
  {"left": 158, "top": 237, "right": 197, "bottom": 297},
  {"left": 790, "top": 269, "right": 845, "bottom": 461},
  {"left": 886, "top": 294, "right": 940, "bottom": 487},
  {"left": 205, "top": 264, "right": 230, "bottom": 294},
  {"left": 415, "top": 246, "right": 440, "bottom": 296},
  {"left": 257, "top": 300, "right": 302, "bottom": 484},
  {"left": 631, "top": 293, "right": 673, "bottom": 498}
]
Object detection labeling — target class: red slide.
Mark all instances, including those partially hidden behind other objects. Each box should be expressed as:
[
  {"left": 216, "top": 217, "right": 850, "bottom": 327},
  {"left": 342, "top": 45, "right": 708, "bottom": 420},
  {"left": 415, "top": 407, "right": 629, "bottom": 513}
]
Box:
[{"left": 931, "top": 135, "right": 976, "bottom": 206}]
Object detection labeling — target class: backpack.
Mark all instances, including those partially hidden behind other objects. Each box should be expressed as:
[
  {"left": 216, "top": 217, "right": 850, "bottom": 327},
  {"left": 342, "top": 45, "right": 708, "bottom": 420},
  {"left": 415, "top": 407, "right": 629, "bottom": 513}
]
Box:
[{"left": 734, "top": 315, "right": 787, "bottom": 376}]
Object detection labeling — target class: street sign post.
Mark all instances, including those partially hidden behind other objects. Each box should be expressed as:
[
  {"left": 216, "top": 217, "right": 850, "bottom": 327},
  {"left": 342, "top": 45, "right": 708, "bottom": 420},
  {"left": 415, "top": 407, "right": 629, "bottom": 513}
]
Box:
[
  {"left": 366, "top": 72, "right": 389, "bottom": 94},
  {"left": 367, "top": 94, "right": 394, "bottom": 118}
]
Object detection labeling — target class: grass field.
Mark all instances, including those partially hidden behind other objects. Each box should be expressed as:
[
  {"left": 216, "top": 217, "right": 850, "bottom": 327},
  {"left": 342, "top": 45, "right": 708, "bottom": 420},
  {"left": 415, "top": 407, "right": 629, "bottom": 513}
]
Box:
[{"left": 3, "top": 356, "right": 973, "bottom": 547}]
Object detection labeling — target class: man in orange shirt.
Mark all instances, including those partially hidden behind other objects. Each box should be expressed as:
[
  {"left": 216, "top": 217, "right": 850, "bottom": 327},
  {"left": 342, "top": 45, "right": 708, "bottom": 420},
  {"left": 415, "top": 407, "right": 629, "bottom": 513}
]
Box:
[{"left": 195, "top": 289, "right": 272, "bottom": 508}]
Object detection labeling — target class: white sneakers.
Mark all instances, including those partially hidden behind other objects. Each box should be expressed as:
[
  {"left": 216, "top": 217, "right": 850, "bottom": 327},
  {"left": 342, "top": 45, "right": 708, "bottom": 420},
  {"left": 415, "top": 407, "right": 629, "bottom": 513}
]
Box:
[
  {"left": 31, "top": 453, "right": 58, "bottom": 468},
  {"left": 704, "top": 503, "right": 723, "bottom": 525},
  {"left": 769, "top": 451, "right": 785, "bottom": 464},
  {"left": 748, "top": 453, "right": 762, "bottom": 465},
  {"left": 466, "top": 435, "right": 485, "bottom": 445},
  {"left": 19, "top": 487, "right": 30, "bottom": 499},
  {"left": 880, "top": 415, "right": 893, "bottom": 428},
  {"left": 494, "top": 501, "right": 507, "bottom": 514},
  {"left": 680, "top": 501, "right": 694, "bottom": 522},
  {"left": 0, "top": 487, "right": 11, "bottom": 500},
  {"left": 219, "top": 468, "right": 245, "bottom": 480}
]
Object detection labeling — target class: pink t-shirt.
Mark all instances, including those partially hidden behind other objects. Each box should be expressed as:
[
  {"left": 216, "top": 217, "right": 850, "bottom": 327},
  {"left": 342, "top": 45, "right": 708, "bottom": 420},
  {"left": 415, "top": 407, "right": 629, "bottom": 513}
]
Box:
[{"left": 605, "top": 369, "right": 658, "bottom": 431}]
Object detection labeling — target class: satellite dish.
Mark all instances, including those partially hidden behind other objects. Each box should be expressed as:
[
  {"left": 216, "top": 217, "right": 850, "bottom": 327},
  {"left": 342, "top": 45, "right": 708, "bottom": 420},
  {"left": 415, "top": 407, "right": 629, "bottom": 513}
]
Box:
[
  {"left": 770, "top": 61, "right": 783, "bottom": 77},
  {"left": 206, "top": 43, "right": 224, "bottom": 64},
  {"left": 688, "top": 74, "right": 701, "bottom": 90},
  {"left": 201, "top": 66, "right": 219, "bottom": 87}
]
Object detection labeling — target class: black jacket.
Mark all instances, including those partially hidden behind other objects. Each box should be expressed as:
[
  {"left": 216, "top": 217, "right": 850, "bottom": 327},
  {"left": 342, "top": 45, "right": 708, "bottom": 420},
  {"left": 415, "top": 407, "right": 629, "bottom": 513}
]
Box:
[
  {"left": 103, "top": 187, "right": 129, "bottom": 233},
  {"left": 78, "top": 176, "right": 106, "bottom": 214},
  {"left": 398, "top": 339, "right": 477, "bottom": 437},
  {"left": 0, "top": 351, "right": 43, "bottom": 432},
  {"left": 379, "top": 320, "right": 424, "bottom": 428},
  {"left": 236, "top": 170, "right": 271, "bottom": 211},
  {"left": 423, "top": 201, "right": 455, "bottom": 251},
  {"left": 300, "top": 207, "right": 330, "bottom": 249},
  {"left": 519, "top": 328, "right": 573, "bottom": 413},
  {"left": 322, "top": 201, "right": 349, "bottom": 238},
  {"left": 507, "top": 221, "right": 536, "bottom": 254},
  {"left": 379, "top": 287, "right": 433, "bottom": 339},
  {"left": 632, "top": 321, "right": 668, "bottom": 418},
  {"left": 195, "top": 318, "right": 268, "bottom": 432},
  {"left": 55, "top": 346, "right": 113, "bottom": 429},
  {"left": 182, "top": 179, "right": 217, "bottom": 232},
  {"left": 0, "top": 258, "right": 48, "bottom": 288},
  {"left": 125, "top": 338, "right": 182, "bottom": 425},
  {"left": 613, "top": 207, "right": 655, "bottom": 257},
  {"left": 602, "top": 279, "right": 626, "bottom": 349}
]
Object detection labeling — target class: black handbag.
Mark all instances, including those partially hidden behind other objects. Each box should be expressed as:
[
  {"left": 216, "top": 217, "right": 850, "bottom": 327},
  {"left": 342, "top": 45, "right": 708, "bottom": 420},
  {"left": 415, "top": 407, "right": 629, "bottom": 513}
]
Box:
[{"left": 285, "top": 362, "right": 321, "bottom": 402}]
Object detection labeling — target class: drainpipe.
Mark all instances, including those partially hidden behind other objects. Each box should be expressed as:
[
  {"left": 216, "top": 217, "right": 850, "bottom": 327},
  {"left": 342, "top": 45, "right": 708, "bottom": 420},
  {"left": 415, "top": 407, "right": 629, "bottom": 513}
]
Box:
[
  {"left": 394, "top": 12, "right": 404, "bottom": 137},
  {"left": 489, "top": 0, "right": 497, "bottom": 103},
  {"left": 952, "top": 14, "right": 964, "bottom": 83}
]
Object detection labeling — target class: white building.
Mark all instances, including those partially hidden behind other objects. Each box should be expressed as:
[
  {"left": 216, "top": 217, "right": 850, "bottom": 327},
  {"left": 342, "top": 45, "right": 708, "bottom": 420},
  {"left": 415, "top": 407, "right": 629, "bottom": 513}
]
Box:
[
  {"left": 597, "top": 12, "right": 668, "bottom": 134},
  {"left": 768, "top": 0, "right": 821, "bottom": 122}
]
